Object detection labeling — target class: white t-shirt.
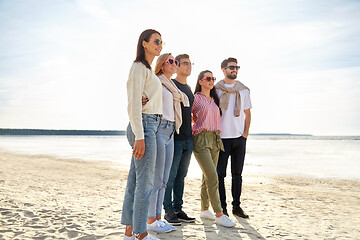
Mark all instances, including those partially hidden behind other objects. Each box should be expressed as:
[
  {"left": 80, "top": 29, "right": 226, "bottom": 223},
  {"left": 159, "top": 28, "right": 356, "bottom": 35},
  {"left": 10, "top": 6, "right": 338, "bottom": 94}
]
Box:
[
  {"left": 216, "top": 82, "right": 252, "bottom": 139},
  {"left": 162, "top": 86, "right": 175, "bottom": 122}
]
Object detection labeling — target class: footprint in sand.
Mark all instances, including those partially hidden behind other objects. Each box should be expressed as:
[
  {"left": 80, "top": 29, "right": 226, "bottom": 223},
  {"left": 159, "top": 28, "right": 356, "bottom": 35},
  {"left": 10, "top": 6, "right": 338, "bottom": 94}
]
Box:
[
  {"left": 1, "top": 210, "right": 13, "bottom": 217},
  {"left": 24, "top": 210, "right": 36, "bottom": 218},
  {"left": 67, "top": 229, "right": 80, "bottom": 238}
]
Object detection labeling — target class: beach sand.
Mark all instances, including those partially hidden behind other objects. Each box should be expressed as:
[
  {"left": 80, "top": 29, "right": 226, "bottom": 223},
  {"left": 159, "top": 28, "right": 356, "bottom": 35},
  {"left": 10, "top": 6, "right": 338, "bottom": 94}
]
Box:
[{"left": 1, "top": 151, "right": 359, "bottom": 240}]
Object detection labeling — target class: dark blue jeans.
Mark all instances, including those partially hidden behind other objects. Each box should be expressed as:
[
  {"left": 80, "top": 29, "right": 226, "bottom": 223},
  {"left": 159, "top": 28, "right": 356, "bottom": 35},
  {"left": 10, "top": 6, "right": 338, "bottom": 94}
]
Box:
[
  {"left": 217, "top": 136, "right": 247, "bottom": 210},
  {"left": 163, "top": 139, "right": 193, "bottom": 213}
]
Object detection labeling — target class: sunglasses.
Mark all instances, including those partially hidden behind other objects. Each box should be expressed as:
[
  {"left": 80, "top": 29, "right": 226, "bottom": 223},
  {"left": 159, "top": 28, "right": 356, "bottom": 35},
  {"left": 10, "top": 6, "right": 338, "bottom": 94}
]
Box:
[
  {"left": 180, "top": 62, "right": 194, "bottom": 66},
  {"left": 164, "top": 58, "right": 179, "bottom": 66},
  {"left": 154, "top": 39, "right": 165, "bottom": 46},
  {"left": 224, "top": 65, "right": 240, "bottom": 70},
  {"left": 201, "top": 76, "right": 216, "bottom": 82}
]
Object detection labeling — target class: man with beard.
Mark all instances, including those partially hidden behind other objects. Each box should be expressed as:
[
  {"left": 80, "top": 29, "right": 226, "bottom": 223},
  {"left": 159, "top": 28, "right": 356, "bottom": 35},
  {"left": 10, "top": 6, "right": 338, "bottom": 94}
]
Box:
[{"left": 215, "top": 57, "right": 252, "bottom": 218}]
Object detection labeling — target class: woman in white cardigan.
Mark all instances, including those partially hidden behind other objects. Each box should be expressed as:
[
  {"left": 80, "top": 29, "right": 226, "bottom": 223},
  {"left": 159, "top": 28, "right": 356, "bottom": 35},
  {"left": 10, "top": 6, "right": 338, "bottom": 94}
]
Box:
[{"left": 122, "top": 29, "right": 163, "bottom": 240}]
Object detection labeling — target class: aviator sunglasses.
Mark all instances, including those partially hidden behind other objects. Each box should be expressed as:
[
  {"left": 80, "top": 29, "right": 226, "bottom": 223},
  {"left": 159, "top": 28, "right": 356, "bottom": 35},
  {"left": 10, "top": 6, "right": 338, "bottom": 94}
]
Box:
[
  {"left": 154, "top": 39, "right": 165, "bottom": 46},
  {"left": 165, "top": 58, "right": 179, "bottom": 66},
  {"left": 201, "top": 76, "right": 216, "bottom": 82},
  {"left": 224, "top": 65, "right": 240, "bottom": 70}
]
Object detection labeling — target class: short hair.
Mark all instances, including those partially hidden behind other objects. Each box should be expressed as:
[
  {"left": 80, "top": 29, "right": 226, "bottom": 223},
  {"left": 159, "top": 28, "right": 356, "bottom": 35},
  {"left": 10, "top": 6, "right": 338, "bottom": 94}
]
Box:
[
  {"left": 221, "top": 57, "right": 237, "bottom": 69},
  {"left": 155, "top": 53, "right": 172, "bottom": 76},
  {"left": 175, "top": 54, "right": 190, "bottom": 65}
]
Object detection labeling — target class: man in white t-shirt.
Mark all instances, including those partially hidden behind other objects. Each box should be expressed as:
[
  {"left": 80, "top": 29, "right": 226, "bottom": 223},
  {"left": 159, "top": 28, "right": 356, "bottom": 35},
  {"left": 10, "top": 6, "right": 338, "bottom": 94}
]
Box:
[{"left": 215, "top": 57, "right": 252, "bottom": 218}]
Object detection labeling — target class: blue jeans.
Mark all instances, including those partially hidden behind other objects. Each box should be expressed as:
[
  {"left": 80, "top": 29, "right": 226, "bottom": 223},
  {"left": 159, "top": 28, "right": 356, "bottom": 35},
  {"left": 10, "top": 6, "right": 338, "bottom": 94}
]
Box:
[
  {"left": 121, "top": 114, "right": 160, "bottom": 234},
  {"left": 163, "top": 138, "right": 193, "bottom": 213},
  {"left": 148, "top": 119, "right": 175, "bottom": 218}
]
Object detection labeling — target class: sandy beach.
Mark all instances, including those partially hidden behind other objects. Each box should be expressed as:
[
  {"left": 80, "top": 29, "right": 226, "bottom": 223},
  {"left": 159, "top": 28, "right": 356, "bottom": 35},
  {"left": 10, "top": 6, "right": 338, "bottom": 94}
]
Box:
[{"left": 1, "top": 151, "right": 360, "bottom": 240}]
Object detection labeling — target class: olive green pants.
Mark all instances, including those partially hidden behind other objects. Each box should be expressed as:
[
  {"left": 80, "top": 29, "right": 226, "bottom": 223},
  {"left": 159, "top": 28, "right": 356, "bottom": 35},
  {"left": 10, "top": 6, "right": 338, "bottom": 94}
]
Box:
[{"left": 193, "top": 130, "right": 224, "bottom": 213}]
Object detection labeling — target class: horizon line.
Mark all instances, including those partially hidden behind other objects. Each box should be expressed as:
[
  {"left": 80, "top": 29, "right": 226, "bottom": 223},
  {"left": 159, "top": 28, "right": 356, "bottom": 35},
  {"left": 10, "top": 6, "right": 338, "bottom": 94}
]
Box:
[{"left": 0, "top": 128, "right": 359, "bottom": 137}]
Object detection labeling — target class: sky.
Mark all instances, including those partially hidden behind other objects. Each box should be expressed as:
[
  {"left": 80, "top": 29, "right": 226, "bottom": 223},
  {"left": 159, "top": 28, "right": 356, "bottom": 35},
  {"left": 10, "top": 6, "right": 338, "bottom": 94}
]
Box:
[{"left": 0, "top": 0, "right": 359, "bottom": 136}]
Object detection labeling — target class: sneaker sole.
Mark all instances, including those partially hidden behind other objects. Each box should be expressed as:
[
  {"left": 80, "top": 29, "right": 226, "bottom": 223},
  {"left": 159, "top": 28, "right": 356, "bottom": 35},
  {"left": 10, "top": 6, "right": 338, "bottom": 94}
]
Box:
[
  {"left": 165, "top": 221, "right": 182, "bottom": 226},
  {"left": 147, "top": 228, "right": 173, "bottom": 233},
  {"left": 216, "top": 223, "right": 236, "bottom": 228},
  {"left": 178, "top": 218, "right": 195, "bottom": 223}
]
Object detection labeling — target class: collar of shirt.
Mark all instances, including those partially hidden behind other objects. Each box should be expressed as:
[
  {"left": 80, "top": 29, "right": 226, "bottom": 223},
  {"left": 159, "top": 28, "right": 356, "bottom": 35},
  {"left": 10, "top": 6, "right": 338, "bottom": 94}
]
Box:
[{"left": 196, "top": 92, "right": 213, "bottom": 103}]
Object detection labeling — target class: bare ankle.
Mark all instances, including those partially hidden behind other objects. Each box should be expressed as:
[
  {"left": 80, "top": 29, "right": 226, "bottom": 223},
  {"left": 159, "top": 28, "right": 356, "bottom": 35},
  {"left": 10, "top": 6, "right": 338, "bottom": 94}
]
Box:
[
  {"left": 147, "top": 217, "right": 157, "bottom": 224},
  {"left": 215, "top": 212, "right": 223, "bottom": 218},
  {"left": 125, "top": 225, "right": 133, "bottom": 236},
  {"left": 135, "top": 232, "right": 148, "bottom": 239}
]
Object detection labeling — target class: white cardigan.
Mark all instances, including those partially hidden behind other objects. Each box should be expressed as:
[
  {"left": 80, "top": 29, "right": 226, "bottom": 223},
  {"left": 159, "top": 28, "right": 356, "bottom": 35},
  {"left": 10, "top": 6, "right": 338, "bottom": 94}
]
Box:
[{"left": 127, "top": 62, "right": 162, "bottom": 140}]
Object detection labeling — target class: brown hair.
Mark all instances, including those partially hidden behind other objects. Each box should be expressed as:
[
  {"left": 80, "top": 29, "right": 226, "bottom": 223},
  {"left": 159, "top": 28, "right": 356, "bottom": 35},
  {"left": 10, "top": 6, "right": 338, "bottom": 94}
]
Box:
[
  {"left": 221, "top": 57, "right": 237, "bottom": 69},
  {"left": 175, "top": 54, "right": 190, "bottom": 66},
  {"left": 155, "top": 53, "right": 172, "bottom": 76},
  {"left": 194, "top": 70, "right": 220, "bottom": 109},
  {"left": 134, "top": 29, "right": 161, "bottom": 70}
]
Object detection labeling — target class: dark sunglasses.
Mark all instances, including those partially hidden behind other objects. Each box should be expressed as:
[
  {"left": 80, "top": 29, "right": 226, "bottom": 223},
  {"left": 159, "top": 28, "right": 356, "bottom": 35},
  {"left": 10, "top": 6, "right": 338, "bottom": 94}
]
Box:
[
  {"left": 224, "top": 65, "right": 240, "bottom": 70},
  {"left": 165, "top": 58, "right": 179, "bottom": 66},
  {"left": 154, "top": 39, "right": 164, "bottom": 46},
  {"left": 201, "top": 76, "right": 216, "bottom": 82}
]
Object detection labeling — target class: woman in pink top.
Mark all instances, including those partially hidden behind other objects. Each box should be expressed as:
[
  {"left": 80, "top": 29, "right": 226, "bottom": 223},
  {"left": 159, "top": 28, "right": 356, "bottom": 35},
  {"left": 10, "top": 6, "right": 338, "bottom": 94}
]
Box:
[{"left": 192, "top": 70, "right": 236, "bottom": 228}]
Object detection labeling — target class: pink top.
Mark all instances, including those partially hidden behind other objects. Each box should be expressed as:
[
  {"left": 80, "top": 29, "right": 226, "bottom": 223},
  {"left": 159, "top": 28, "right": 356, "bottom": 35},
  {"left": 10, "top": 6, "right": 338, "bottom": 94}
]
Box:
[{"left": 192, "top": 92, "right": 221, "bottom": 136}]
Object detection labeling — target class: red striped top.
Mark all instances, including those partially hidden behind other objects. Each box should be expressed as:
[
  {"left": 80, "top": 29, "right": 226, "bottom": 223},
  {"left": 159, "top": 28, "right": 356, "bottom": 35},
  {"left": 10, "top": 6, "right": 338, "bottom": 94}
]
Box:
[{"left": 192, "top": 92, "right": 221, "bottom": 136}]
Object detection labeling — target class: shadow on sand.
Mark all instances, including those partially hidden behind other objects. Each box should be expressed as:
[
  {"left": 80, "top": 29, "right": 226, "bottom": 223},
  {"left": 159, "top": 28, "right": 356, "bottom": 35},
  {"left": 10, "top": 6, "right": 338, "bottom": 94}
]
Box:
[{"left": 201, "top": 217, "right": 266, "bottom": 240}]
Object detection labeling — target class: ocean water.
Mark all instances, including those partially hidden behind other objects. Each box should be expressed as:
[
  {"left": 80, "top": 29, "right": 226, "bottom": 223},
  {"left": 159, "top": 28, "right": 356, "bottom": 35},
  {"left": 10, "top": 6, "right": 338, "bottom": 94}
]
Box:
[{"left": 0, "top": 135, "right": 359, "bottom": 180}]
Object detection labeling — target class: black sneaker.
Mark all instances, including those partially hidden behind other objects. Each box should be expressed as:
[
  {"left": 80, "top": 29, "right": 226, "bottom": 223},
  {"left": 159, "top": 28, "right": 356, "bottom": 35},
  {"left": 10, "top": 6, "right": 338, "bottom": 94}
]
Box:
[
  {"left": 222, "top": 208, "right": 229, "bottom": 216},
  {"left": 164, "top": 212, "right": 182, "bottom": 225},
  {"left": 176, "top": 210, "right": 196, "bottom": 223},
  {"left": 233, "top": 207, "right": 249, "bottom": 218}
]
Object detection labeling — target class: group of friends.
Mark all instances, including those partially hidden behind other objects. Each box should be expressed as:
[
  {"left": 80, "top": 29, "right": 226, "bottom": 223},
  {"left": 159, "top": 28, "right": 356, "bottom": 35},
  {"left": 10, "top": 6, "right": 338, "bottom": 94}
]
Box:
[{"left": 121, "top": 29, "right": 252, "bottom": 240}]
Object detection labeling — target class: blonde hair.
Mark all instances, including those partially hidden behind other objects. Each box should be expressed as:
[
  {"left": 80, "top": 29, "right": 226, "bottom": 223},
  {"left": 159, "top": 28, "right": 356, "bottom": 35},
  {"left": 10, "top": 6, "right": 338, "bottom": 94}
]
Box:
[{"left": 155, "top": 53, "right": 172, "bottom": 76}]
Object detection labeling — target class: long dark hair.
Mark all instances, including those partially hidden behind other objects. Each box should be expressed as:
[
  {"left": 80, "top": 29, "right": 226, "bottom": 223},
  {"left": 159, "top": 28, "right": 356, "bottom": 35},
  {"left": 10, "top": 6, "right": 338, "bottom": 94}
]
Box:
[
  {"left": 194, "top": 70, "right": 220, "bottom": 108},
  {"left": 134, "top": 29, "right": 161, "bottom": 70}
]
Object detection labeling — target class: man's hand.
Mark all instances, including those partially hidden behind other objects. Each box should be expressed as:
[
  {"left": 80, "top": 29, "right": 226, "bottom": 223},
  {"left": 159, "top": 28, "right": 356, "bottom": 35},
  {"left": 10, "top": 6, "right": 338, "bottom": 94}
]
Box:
[
  {"left": 242, "top": 109, "right": 251, "bottom": 139},
  {"left": 133, "top": 139, "right": 145, "bottom": 159}
]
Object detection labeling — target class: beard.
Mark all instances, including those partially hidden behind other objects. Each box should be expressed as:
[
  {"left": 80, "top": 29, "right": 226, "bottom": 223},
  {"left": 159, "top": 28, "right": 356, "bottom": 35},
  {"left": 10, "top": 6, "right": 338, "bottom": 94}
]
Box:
[{"left": 226, "top": 72, "right": 237, "bottom": 79}]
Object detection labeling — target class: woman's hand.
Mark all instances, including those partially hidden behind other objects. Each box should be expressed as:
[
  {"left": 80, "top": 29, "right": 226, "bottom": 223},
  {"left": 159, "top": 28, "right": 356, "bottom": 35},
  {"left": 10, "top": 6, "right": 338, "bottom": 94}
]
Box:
[
  {"left": 192, "top": 113, "right": 197, "bottom": 123},
  {"left": 133, "top": 139, "right": 145, "bottom": 159}
]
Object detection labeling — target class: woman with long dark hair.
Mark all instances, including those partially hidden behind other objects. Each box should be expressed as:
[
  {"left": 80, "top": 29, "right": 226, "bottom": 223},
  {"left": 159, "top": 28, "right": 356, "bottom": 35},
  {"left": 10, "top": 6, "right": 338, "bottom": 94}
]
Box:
[
  {"left": 192, "top": 70, "right": 236, "bottom": 228},
  {"left": 121, "top": 29, "right": 163, "bottom": 240}
]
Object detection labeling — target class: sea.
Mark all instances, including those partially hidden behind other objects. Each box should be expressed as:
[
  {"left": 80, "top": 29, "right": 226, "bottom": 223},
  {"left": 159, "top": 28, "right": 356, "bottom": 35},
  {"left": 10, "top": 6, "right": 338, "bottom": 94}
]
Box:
[{"left": 0, "top": 135, "right": 359, "bottom": 181}]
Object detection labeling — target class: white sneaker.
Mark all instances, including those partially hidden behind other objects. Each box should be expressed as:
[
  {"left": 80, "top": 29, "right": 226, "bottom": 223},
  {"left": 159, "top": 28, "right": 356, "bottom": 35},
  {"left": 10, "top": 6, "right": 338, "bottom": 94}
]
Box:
[
  {"left": 135, "top": 234, "right": 160, "bottom": 240},
  {"left": 159, "top": 219, "right": 176, "bottom": 231},
  {"left": 124, "top": 234, "right": 135, "bottom": 240},
  {"left": 200, "top": 210, "right": 215, "bottom": 220},
  {"left": 215, "top": 214, "right": 236, "bottom": 227},
  {"left": 147, "top": 220, "right": 173, "bottom": 233}
]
